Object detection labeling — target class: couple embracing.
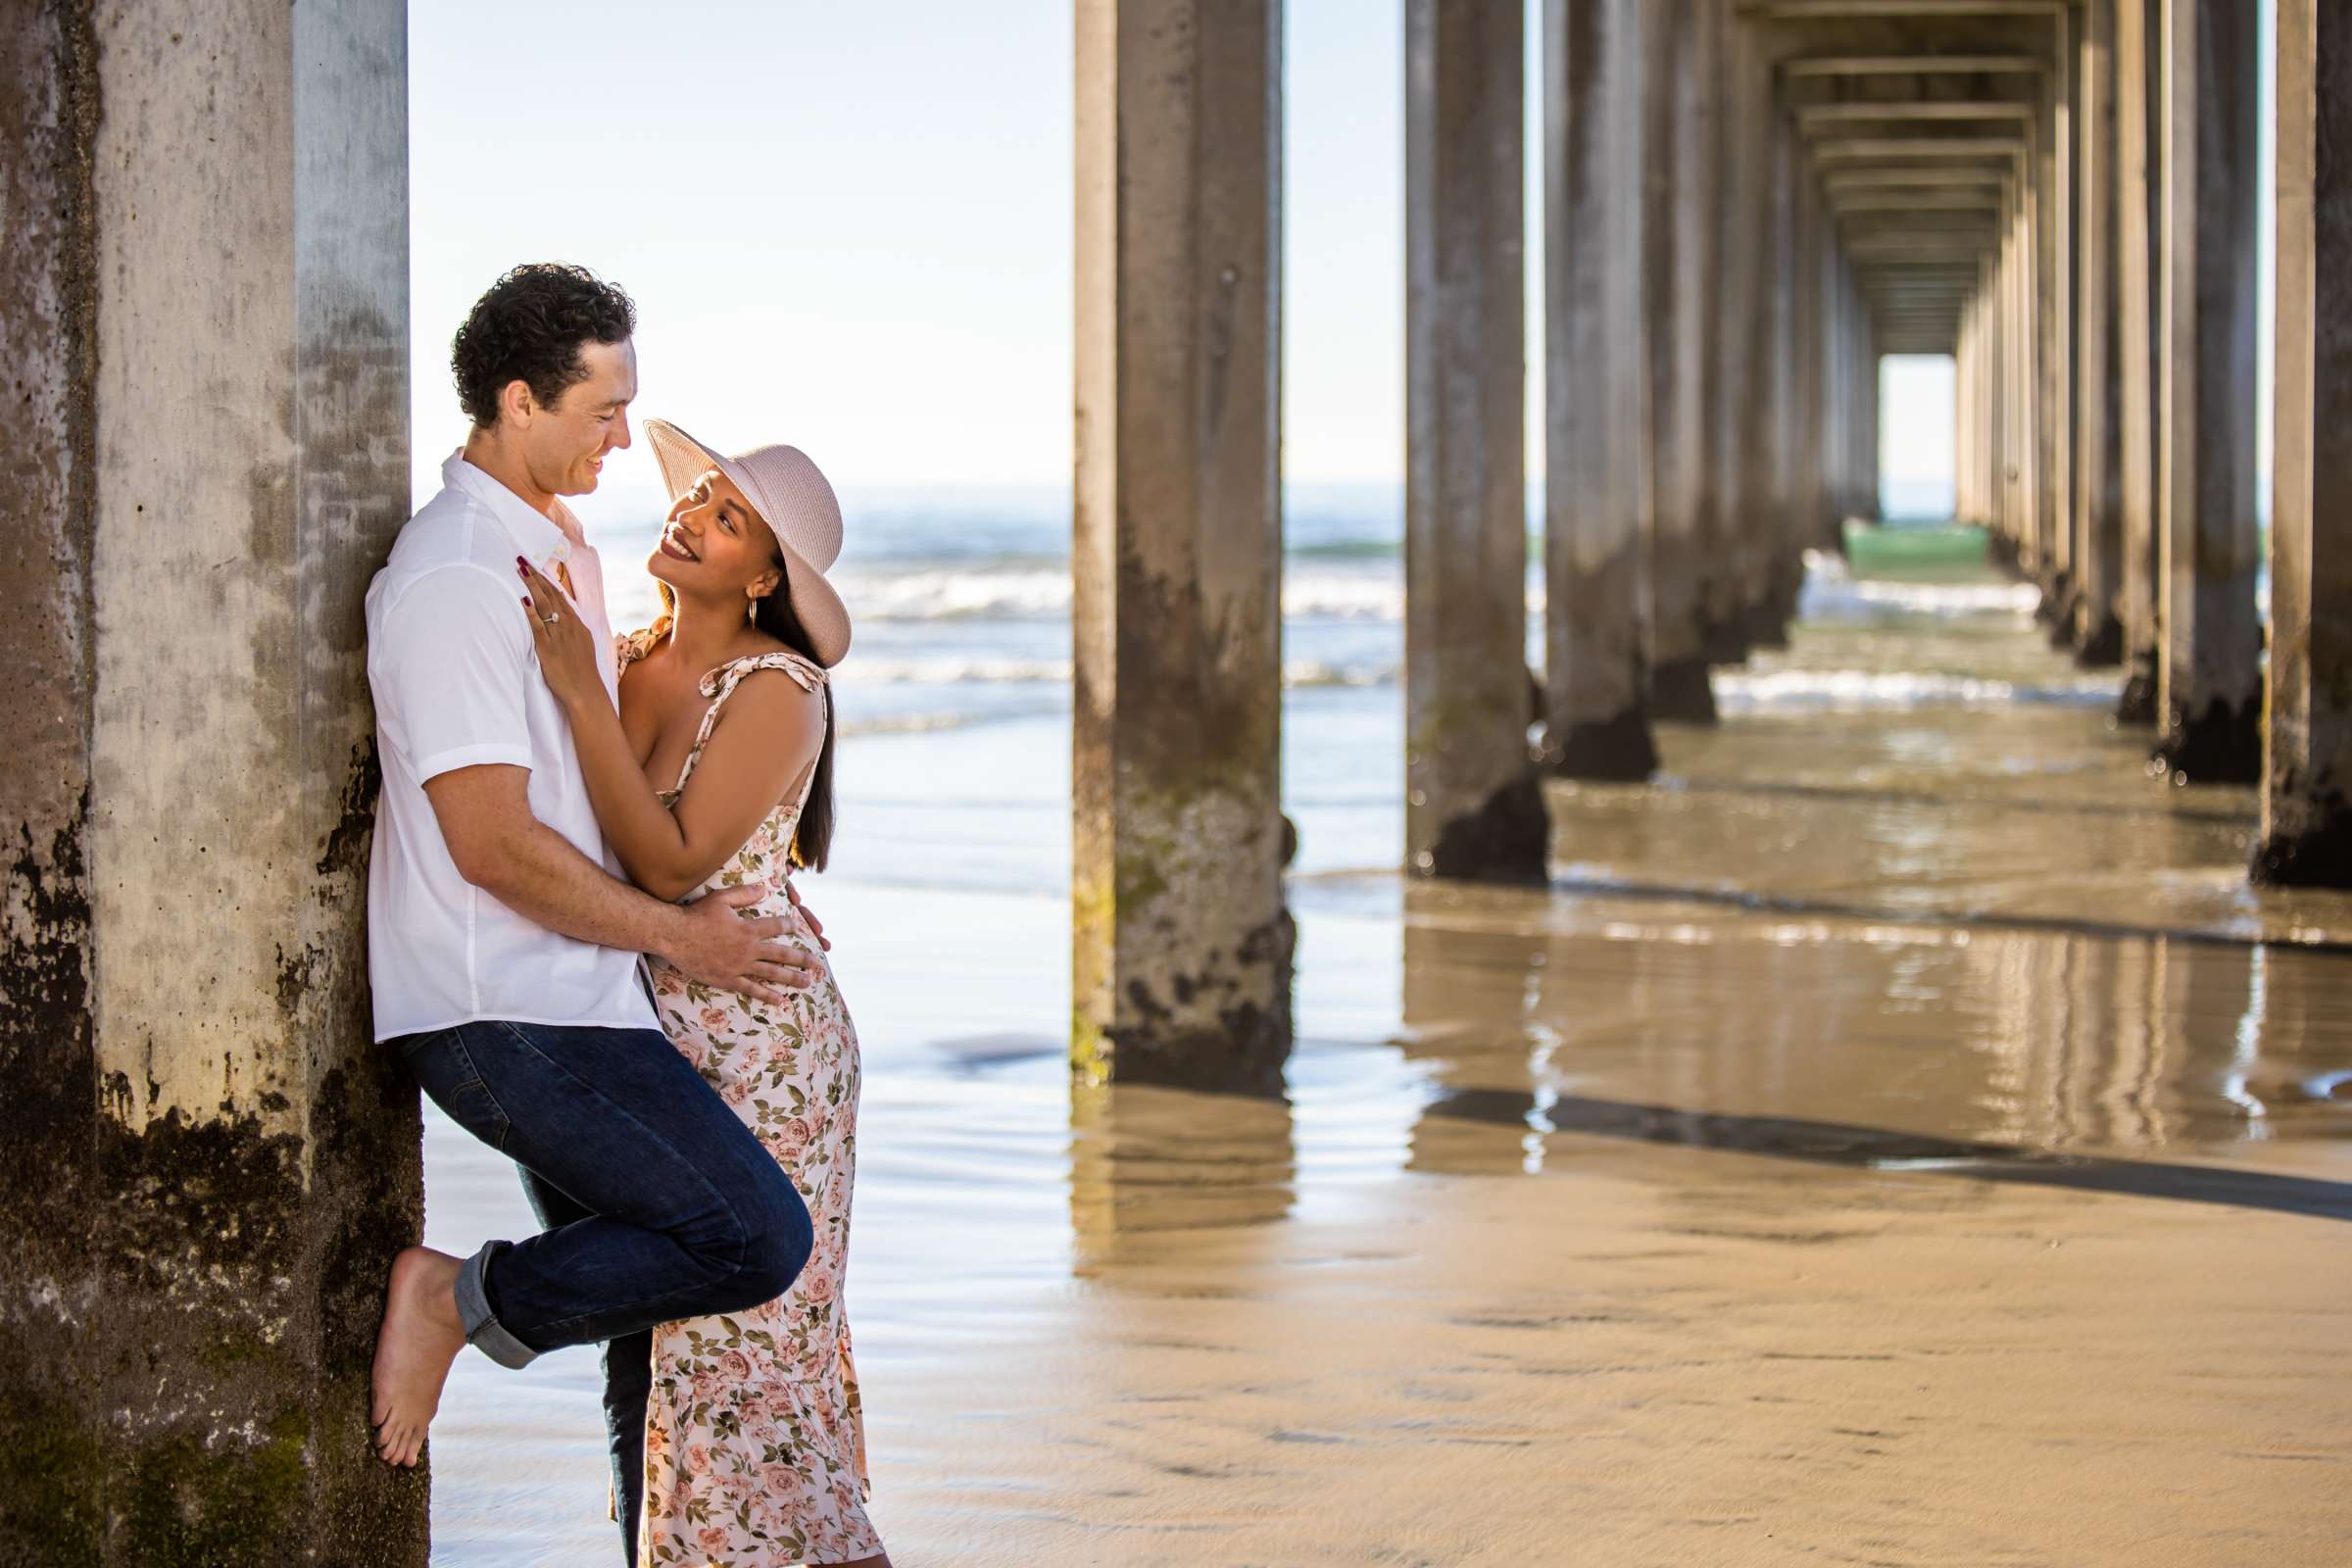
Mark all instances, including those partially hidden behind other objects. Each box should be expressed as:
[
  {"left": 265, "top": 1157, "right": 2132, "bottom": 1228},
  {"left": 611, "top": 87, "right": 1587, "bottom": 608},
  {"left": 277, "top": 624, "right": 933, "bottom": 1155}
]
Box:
[{"left": 365, "top": 263, "right": 889, "bottom": 1568}]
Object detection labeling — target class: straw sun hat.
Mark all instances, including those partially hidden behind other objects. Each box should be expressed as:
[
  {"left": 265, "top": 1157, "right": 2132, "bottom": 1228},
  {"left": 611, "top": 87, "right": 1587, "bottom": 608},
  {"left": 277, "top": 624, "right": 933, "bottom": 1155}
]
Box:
[{"left": 645, "top": 417, "right": 851, "bottom": 667}]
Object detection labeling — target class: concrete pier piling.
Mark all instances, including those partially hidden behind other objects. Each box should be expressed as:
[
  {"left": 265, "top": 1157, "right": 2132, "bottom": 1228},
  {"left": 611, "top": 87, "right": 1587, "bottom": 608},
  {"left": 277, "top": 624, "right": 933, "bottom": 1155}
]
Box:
[
  {"left": 1642, "top": 0, "right": 1722, "bottom": 725},
  {"left": 1072, "top": 0, "right": 1293, "bottom": 1090},
  {"left": 1404, "top": 0, "right": 1547, "bottom": 881},
  {"left": 2073, "top": 0, "right": 2128, "bottom": 667},
  {"left": 1705, "top": 0, "right": 1759, "bottom": 664},
  {"left": 1, "top": 3, "right": 421, "bottom": 1561},
  {"left": 2256, "top": 0, "right": 2352, "bottom": 885},
  {"left": 1541, "top": 0, "right": 1659, "bottom": 780},
  {"left": 1753, "top": 119, "right": 1805, "bottom": 647},
  {"left": 2152, "top": 0, "right": 2263, "bottom": 783},
  {"left": 2115, "top": 0, "right": 2166, "bottom": 722}
]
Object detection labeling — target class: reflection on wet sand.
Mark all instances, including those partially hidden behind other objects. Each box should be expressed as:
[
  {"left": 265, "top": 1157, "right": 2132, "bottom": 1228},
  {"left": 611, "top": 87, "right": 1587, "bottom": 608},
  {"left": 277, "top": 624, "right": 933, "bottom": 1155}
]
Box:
[
  {"left": 1068, "top": 1081, "right": 1297, "bottom": 1268},
  {"left": 1400, "top": 879, "right": 2352, "bottom": 1162}
]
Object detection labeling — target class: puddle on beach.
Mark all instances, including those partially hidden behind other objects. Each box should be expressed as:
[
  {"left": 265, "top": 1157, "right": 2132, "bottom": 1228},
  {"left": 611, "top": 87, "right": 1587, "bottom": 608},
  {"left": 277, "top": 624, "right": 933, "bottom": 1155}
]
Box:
[{"left": 423, "top": 544, "right": 2352, "bottom": 1565}]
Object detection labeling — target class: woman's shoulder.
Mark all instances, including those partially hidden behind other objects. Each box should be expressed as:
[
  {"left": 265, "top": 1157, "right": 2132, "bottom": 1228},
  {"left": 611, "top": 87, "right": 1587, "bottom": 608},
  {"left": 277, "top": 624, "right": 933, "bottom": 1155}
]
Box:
[
  {"left": 615, "top": 621, "right": 668, "bottom": 672},
  {"left": 700, "top": 635, "right": 827, "bottom": 698},
  {"left": 696, "top": 649, "right": 827, "bottom": 705}
]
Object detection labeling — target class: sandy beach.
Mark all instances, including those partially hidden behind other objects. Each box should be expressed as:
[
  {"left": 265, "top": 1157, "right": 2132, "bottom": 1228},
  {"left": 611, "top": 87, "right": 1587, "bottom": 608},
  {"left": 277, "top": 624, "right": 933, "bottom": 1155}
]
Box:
[{"left": 419, "top": 530, "right": 2352, "bottom": 1565}]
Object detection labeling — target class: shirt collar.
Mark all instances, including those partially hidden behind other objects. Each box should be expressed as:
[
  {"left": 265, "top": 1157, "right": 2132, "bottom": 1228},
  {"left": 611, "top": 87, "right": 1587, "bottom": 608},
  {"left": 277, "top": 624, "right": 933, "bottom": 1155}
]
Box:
[{"left": 441, "top": 449, "right": 585, "bottom": 576}]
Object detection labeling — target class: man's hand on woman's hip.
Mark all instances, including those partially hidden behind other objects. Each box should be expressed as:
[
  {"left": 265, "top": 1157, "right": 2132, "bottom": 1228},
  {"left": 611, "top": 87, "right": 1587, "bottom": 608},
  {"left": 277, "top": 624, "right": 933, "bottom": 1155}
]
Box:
[{"left": 662, "top": 884, "right": 822, "bottom": 1005}]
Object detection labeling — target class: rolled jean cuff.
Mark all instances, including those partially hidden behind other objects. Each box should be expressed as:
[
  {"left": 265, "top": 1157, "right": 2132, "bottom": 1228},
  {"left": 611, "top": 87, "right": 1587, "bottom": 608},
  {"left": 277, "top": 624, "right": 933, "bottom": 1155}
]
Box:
[{"left": 456, "top": 1240, "right": 540, "bottom": 1370}]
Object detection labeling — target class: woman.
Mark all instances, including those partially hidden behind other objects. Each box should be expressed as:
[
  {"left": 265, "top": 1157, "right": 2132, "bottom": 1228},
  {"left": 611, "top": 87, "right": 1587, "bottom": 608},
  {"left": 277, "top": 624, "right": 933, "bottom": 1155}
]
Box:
[{"left": 519, "top": 418, "right": 888, "bottom": 1568}]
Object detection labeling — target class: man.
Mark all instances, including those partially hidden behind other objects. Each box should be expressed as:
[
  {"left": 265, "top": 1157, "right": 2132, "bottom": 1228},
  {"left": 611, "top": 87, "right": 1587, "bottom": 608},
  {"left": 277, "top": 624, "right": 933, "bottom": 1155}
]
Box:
[{"left": 366, "top": 264, "right": 818, "bottom": 1557}]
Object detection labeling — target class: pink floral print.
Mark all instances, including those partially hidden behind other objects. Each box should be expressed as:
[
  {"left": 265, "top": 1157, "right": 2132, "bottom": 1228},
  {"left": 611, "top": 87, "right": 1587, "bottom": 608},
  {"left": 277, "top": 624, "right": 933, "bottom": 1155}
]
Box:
[{"left": 622, "top": 636, "right": 880, "bottom": 1567}]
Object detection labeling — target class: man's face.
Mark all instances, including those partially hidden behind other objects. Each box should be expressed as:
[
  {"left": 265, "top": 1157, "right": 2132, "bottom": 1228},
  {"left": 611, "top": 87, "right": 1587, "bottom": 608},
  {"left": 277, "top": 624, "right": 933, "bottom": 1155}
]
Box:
[{"left": 523, "top": 338, "right": 637, "bottom": 497}]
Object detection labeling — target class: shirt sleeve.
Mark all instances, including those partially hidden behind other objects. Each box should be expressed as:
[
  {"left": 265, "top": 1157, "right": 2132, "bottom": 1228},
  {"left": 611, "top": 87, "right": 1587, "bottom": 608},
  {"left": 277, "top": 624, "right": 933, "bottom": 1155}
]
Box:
[{"left": 374, "top": 564, "right": 536, "bottom": 783}]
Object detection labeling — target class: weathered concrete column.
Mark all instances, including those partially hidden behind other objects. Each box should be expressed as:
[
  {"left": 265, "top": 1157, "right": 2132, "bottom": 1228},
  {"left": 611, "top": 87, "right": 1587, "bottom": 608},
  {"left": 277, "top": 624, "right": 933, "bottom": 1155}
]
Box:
[
  {"left": 1703, "top": 0, "right": 1753, "bottom": 662},
  {"left": 1981, "top": 242, "right": 2009, "bottom": 548},
  {"left": 1768, "top": 110, "right": 1815, "bottom": 639},
  {"left": 2152, "top": 0, "right": 2262, "bottom": 781},
  {"left": 1790, "top": 169, "right": 1827, "bottom": 561},
  {"left": 2115, "top": 0, "right": 2164, "bottom": 722},
  {"left": 2037, "top": 10, "right": 2077, "bottom": 621},
  {"left": 1073, "top": 0, "right": 1291, "bottom": 1090},
  {"left": 1820, "top": 240, "right": 1845, "bottom": 539},
  {"left": 1642, "top": 0, "right": 1718, "bottom": 723},
  {"left": 1, "top": 4, "right": 419, "bottom": 1561},
  {"left": 1850, "top": 265, "right": 1877, "bottom": 523},
  {"left": 2003, "top": 172, "right": 2038, "bottom": 574},
  {"left": 1985, "top": 239, "right": 2009, "bottom": 542},
  {"left": 1843, "top": 255, "right": 1876, "bottom": 523},
  {"left": 1987, "top": 199, "right": 2018, "bottom": 566},
  {"left": 2254, "top": 0, "right": 2352, "bottom": 885},
  {"left": 1959, "top": 288, "right": 1976, "bottom": 523},
  {"left": 1729, "top": 25, "right": 1790, "bottom": 649},
  {"left": 1542, "top": 0, "right": 1657, "bottom": 779},
  {"left": 2073, "top": 0, "right": 2127, "bottom": 665},
  {"left": 1403, "top": 0, "right": 1545, "bottom": 882}
]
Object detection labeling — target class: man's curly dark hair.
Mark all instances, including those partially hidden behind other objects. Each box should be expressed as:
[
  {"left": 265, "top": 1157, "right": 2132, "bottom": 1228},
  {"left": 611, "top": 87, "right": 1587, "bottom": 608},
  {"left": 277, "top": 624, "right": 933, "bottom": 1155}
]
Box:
[{"left": 450, "top": 263, "right": 637, "bottom": 428}]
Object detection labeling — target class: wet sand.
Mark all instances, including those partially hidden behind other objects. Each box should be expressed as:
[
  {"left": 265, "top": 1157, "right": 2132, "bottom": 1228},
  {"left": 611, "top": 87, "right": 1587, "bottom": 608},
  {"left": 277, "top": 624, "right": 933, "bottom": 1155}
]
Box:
[{"left": 423, "top": 543, "right": 2352, "bottom": 1565}]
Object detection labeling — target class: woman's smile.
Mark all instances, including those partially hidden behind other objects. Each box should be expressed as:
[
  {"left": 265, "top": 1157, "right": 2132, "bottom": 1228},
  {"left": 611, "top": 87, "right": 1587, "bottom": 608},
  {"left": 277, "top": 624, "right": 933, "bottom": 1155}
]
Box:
[{"left": 660, "top": 523, "right": 700, "bottom": 563}]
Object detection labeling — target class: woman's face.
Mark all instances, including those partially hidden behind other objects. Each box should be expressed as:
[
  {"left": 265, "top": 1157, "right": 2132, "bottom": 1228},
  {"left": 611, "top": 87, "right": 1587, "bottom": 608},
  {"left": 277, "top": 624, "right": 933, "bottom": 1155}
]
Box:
[{"left": 648, "top": 467, "right": 782, "bottom": 605}]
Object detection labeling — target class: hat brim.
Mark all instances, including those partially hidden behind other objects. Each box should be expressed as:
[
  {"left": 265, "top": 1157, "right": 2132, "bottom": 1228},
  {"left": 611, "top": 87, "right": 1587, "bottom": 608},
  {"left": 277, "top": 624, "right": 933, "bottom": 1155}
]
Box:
[{"left": 645, "top": 418, "right": 852, "bottom": 667}]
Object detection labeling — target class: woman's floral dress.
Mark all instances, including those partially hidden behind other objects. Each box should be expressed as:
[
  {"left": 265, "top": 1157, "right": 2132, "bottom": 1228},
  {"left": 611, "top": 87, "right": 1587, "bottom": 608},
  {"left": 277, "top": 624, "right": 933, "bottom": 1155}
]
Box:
[{"left": 620, "top": 633, "right": 880, "bottom": 1567}]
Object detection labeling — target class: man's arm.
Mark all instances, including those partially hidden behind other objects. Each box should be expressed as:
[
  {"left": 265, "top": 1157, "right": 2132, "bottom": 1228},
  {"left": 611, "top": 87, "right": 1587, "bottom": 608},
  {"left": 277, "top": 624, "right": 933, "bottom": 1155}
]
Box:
[{"left": 423, "top": 763, "right": 815, "bottom": 1004}]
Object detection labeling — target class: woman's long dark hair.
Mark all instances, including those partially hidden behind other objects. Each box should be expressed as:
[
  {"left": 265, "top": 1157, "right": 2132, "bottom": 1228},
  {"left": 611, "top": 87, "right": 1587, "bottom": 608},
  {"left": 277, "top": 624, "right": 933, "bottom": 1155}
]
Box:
[{"left": 656, "top": 564, "right": 838, "bottom": 872}]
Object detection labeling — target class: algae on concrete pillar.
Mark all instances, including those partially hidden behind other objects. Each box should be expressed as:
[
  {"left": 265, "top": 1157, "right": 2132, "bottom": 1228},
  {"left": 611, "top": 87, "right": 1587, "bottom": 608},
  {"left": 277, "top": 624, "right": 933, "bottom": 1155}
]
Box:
[
  {"left": 0, "top": 3, "right": 420, "bottom": 1562},
  {"left": 2115, "top": 0, "right": 2165, "bottom": 722},
  {"left": 1641, "top": 0, "right": 1718, "bottom": 724},
  {"left": 2153, "top": 0, "right": 2262, "bottom": 781},
  {"left": 1072, "top": 0, "right": 1291, "bottom": 1091},
  {"left": 1541, "top": 0, "right": 1658, "bottom": 779},
  {"left": 2074, "top": 0, "right": 2128, "bottom": 666},
  {"left": 1403, "top": 0, "right": 1546, "bottom": 882},
  {"left": 2254, "top": 0, "right": 2352, "bottom": 885}
]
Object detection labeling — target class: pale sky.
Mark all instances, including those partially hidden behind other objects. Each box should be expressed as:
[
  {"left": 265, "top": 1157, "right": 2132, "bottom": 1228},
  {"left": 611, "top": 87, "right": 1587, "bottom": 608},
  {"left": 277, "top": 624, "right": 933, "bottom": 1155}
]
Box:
[
  {"left": 411, "top": 2, "right": 2269, "bottom": 506},
  {"left": 409, "top": 0, "right": 1413, "bottom": 496}
]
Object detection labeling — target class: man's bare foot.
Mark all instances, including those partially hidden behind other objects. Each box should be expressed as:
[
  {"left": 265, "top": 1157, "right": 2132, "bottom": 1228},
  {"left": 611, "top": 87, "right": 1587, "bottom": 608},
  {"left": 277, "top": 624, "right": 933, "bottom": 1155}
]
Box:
[{"left": 370, "top": 1246, "right": 467, "bottom": 1468}]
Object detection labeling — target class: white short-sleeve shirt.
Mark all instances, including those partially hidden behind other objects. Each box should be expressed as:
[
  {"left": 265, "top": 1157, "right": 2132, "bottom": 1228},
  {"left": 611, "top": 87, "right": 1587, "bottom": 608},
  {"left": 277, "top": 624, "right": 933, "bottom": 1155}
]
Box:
[{"left": 365, "top": 451, "right": 660, "bottom": 1041}]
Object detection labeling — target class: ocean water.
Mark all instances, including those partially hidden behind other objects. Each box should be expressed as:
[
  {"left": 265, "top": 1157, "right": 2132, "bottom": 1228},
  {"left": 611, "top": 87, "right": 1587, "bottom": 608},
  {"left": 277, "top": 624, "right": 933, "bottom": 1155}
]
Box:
[{"left": 561, "top": 478, "right": 2116, "bottom": 774}]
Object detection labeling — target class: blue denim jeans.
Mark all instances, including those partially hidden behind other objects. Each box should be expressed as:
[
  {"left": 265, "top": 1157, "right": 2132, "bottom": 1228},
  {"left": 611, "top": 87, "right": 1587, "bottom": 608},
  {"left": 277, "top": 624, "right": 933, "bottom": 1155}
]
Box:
[{"left": 395, "top": 1018, "right": 813, "bottom": 1558}]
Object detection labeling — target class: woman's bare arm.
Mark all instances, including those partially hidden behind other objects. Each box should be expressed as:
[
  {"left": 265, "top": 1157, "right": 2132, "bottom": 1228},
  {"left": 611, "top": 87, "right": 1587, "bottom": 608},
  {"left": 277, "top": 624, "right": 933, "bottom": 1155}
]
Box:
[{"left": 558, "top": 669, "right": 821, "bottom": 901}]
